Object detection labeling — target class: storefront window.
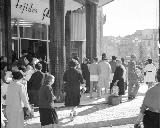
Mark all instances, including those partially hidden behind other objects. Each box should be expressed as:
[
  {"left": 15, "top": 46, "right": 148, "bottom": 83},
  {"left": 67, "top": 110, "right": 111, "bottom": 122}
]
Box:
[
  {"left": 11, "top": 19, "right": 18, "bottom": 37},
  {"left": 11, "top": 18, "right": 49, "bottom": 59},
  {"left": 11, "top": 18, "right": 48, "bottom": 40}
]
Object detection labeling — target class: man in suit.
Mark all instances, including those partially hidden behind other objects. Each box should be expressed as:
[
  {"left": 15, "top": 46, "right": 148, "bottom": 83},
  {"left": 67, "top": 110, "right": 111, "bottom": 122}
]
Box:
[{"left": 27, "top": 63, "right": 44, "bottom": 107}]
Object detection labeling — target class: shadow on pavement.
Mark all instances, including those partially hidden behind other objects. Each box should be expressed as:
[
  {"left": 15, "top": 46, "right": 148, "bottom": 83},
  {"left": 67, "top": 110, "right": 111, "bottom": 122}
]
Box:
[{"left": 60, "top": 116, "right": 138, "bottom": 128}]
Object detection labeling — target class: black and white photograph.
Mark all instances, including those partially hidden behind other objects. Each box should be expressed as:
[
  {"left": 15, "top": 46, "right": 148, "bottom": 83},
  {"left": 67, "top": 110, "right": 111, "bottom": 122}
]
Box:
[{"left": 0, "top": 0, "right": 159, "bottom": 128}]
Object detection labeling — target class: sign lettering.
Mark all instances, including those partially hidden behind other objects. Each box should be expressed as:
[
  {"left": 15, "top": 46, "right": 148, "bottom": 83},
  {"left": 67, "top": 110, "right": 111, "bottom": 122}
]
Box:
[
  {"left": 42, "top": 8, "right": 50, "bottom": 20},
  {"left": 16, "top": 0, "right": 37, "bottom": 14},
  {"left": 12, "top": 0, "right": 50, "bottom": 24}
]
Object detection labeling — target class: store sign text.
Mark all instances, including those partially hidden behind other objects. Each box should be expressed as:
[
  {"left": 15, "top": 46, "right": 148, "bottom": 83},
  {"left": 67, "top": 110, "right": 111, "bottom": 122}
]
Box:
[
  {"left": 12, "top": 0, "right": 50, "bottom": 24},
  {"left": 42, "top": 8, "right": 50, "bottom": 20},
  {"left": 16, "top": 0, "right": 38, "bottom": 14}
]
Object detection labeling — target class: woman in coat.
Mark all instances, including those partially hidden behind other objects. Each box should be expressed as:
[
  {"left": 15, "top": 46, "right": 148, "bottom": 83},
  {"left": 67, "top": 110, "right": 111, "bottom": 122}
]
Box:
[
  {"left": 110, "top": 59, "right": 126, "bottom": 102},
  {"left": 6, "top": 71, "right": 31, "bottom": 128},
  {"left": 39, "top": 73, "right": 58, "bottom": 127},
  {"left": 63, "top": 59, "right": 84, "bottom": 120}
]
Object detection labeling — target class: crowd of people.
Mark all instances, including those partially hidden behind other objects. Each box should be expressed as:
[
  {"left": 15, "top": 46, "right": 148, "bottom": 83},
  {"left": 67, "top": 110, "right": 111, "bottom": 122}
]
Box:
[
  {"left": 1, "top": 51, "right": 58, "bottom": 128},
  {"left": 62, "top": 53, "right": 159, "bottom": 126},
  {"left": 1, "top": 51, "right": 159, "bottom": 128}
]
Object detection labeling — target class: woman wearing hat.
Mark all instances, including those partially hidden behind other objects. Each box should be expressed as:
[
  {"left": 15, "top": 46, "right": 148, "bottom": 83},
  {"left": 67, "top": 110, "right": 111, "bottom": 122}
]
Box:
[
  {"left": 39, "top": 73, "right": 58, "bottom": 127},
  {"left": 63, "top": 59, "right": 84, "bottom": 120}
]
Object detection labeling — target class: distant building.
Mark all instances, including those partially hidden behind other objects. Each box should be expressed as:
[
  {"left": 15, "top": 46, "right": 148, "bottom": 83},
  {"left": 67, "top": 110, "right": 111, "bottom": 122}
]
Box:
[{"left": 102, "top": 29, "right": 159, "bottom": 65}]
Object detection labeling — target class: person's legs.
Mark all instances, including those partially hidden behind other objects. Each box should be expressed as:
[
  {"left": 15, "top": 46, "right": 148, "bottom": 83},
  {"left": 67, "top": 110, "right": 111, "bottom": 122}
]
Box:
[
  {"left": 148, "top": 82, "right": 153, "bottom": 89},
  {"left": 94, "top": 81, "right": 98, "bottom": 92},
  {"left": 132, "top": 81, "right": 139, "bottom": 98},
  {"left": 105, "top": 81, "right": 110, "bottom": 94},
  {"left": 128, "top": 80, "right": 134, "bottom": 99},
  {"left": 119, "top": 95, "right": 122, "bottom": 103},
  {"left": 70, "top": 106, "right": 77, "bottom": 120},
  {"left": 90, "top": 81, "right": 93, "bottom": 98},
  {"left": 97, "top": 85, "right": 102, "bottom": 98},
  {"left": 33, "top": 90, "right": 39, "bottom": 107},
  {"left": 105, "top": 82, "right": 110, "bottom": 102},
  {"left": 28, "top": 90, "right": 34, "bottom": 104}
]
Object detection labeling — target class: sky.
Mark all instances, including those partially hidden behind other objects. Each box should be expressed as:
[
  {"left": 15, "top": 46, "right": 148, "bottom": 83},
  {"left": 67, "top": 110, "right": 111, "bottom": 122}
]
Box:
[{"left": 103, "top": 0, "right": 159, "bottom": 37}]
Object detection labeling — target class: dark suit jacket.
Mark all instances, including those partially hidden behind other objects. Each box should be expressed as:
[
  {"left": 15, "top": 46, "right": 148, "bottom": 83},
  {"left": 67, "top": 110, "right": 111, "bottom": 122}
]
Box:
[{"left": 27, "top": 71, "right": 44, "bottom": 90}]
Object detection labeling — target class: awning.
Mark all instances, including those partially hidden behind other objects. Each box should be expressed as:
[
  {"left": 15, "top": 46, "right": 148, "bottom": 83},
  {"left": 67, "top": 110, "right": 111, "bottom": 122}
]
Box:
[
  {"left": 97, "top": 0, "right": 114, "bottom": 7},
  {"left": 11, "top": 0, "right": 83, "bottom": 25},
  {"left": 74, "top": 0, "right": 114, "bottom": 7},
  {"left": 41, "top": 0, "right": 83, "bottom": 12},
  {"left": 11, "top": 0, "right": 114, "bottom": 25}
]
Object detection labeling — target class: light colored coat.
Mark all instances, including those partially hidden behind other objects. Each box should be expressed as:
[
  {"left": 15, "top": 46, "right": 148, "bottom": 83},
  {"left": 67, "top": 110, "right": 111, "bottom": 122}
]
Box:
[
  {"left": 88, "top": 62, "right": 99, "bottom": 81},
  {"left": 98, "top": 60, "right": 112, "bottom": 88},
  {"left": 6, "top": 81, "right": 30, "bottom": 128}
]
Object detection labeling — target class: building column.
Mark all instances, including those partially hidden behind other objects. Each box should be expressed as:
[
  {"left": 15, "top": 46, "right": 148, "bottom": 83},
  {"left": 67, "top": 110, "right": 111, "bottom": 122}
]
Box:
[
  {"left": 50, "top": 0, "right": 66, "bottom": 101},
  {"left": 85, "top": 0, "right": 97, "bottom": 61},
  {"left": 0, "top": 0, "right": 12, "bottom": 68},
  {"left": 65, "top": 11, "right": 72, "bottom": 65},
  {"left": 158, "top": 42, "right": 160, "bottom": 68}
]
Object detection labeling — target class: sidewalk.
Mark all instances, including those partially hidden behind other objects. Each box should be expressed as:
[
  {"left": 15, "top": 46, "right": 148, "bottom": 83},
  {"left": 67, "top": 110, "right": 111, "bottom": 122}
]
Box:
[{"left": 25, "top": 83, "right": 148, "bottom": 128}]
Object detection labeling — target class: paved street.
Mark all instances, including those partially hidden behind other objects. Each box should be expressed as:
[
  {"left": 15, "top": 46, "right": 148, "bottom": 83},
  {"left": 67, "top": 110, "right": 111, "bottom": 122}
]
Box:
[{"left": 25, "top": 83, "right": 148, "bottom": 128}]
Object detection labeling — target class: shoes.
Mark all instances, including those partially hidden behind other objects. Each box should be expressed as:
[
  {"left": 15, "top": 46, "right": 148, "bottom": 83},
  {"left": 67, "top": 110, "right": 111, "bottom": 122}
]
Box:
[
  {"left": 70, "top": 110, "right": 77, "bottom": 121},
  {"left": 73, "top": 111, "right": 77, "bottom": 116},
  {"left": 69, "top": 112, "right": 74, "bottom": 121},
  {"left": 128, "top": 96, "right": 135, "bottom": 100}
]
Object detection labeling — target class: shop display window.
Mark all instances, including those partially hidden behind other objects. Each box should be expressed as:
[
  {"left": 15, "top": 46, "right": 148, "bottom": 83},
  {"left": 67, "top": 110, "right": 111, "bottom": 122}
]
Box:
[{"left": 11, "top": 18, "right": 48, "bottom": 40}]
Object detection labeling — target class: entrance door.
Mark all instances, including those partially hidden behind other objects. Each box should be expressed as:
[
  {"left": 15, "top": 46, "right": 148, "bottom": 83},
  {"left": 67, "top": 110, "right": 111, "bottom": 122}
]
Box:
[{"left": 21, "top": 39, "right": 47, "bottom": 59}]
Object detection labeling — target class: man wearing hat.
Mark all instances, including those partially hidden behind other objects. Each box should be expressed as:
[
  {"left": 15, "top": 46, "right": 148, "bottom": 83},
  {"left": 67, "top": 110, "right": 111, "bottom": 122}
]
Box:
[
  {"left": 144, "top": 58, "right": 157, "bottom": 89},
  {"left": 27, "top": 63, "right": 45, "bottom": 107},
  {"left": 109, "top": 56, "right": 117, "bottom": 81},
  {"left": 97, "top": 53, "right": 112, "bottom": 100}
]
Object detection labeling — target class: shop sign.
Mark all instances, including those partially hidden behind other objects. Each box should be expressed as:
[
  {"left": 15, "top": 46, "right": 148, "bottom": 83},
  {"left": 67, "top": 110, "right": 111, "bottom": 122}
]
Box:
[{"left": 11, "top": 0, "right": 50, "bottom": 24}]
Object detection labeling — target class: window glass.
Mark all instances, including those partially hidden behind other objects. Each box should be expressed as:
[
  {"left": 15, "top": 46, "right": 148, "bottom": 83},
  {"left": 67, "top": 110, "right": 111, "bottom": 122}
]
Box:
[{"left": 11, "top": 18, "right": 48, "bottom": 40}]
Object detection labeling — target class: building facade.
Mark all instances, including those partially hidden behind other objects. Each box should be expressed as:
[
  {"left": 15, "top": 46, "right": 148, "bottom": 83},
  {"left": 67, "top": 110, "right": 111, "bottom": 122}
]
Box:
[
  {"left": 0, "top": 0, "right": 113, "bottom": 101},
  {"left": 103, "top": 29, "right": 159, "bottom": 67}
]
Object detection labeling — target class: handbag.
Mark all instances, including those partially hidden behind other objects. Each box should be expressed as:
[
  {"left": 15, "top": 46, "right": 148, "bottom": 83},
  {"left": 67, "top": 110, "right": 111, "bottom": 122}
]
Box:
[
  {"left": 111, "top": 80, "right": 119, "bottom": 96},
  {"left": 23, "top": 105, "right": 34, "bottom": 120}
]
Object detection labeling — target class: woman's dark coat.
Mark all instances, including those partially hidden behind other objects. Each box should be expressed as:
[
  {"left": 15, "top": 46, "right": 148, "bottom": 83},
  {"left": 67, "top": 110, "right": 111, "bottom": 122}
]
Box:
[
  {"left": 63, "top": 68, "right": 83, "bottom": 107},
  {"left": 111, "top": 65, "right": 126, "bottom": 95}
]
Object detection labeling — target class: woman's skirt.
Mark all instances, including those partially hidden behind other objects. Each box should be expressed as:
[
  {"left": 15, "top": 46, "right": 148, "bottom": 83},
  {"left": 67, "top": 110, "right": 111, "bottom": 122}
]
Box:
[
  {"left": 90, "top": 75, "right": 98, "bottom": 82},
  {"left": 39, "top": 108, "right": 58, "bottom": 126}
]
